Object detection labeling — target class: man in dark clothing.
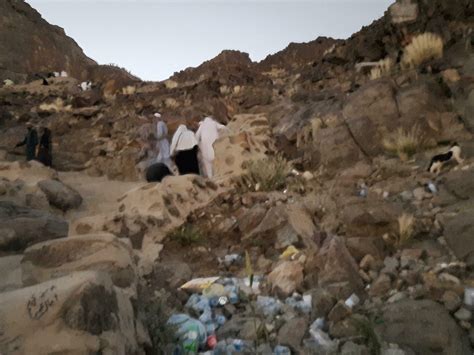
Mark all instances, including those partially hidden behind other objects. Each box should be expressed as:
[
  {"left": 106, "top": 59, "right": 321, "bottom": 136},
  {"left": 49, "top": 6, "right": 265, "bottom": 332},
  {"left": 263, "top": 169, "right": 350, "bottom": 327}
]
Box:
[
  {"left": 15, "top": 123, "right": 38, "bottom": 161},
  {"left": 145, "top": 162, "right": 172, "bottom": 182},
  {"left": 37, "top": 127, "right": 52, "bottom": 167}
]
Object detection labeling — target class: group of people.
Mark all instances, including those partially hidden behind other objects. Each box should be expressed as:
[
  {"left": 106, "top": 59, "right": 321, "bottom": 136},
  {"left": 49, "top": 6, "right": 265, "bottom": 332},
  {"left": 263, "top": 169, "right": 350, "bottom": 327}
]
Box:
[
  {"left": 15, "top": 123, "right": 52, "bottom": 167},
  {"left": 139, "top": 113, "right": 228, "bottom": 182}
]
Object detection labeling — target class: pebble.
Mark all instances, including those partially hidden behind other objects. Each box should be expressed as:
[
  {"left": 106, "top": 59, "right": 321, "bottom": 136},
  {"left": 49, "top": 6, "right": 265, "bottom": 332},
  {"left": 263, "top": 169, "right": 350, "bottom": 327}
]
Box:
[
  {"left": 360, "top": 254, "right": 376, "bottom": 271},
  {"left": 387, "top": 292, "right": 407, "bottom": 304},
  {"left": 381, "top": 257, "right": 399, "bottom": 275},
  {"left": 454, "top": 307, "right": 472, "bottom": 322},
  {"left": 439, "top": 272, "right": 461, "bottom": 285},
  {"left": 442, "top": 290, "right": 462, "bottom": 312}
]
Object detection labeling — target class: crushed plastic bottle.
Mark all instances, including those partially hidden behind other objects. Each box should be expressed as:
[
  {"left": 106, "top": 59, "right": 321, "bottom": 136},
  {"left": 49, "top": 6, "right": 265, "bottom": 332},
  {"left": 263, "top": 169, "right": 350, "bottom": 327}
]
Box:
[
  {"left": 285, "top": 293, "right": 312, "bottom": 315},
  {"left": 344, "top": 293, "right": 360, "bottom": 309},
  {"left": 167, "top": 314, "right": 207, "bottom": 353},
  {"left": 308, "top": 321, "right": 338, "bottom": 353},
  {"left": 256, "top": 296, "right": 282, "bottom": 318},
  {"left": 219, "top": 254, "right": 243, "bottom": 267},
  {"left": 464, "top": 287, "right": 474, "bottom": 309},
  {"left": 426, "top": 181, "right": 438, "bottom": 194},
  {"left": 358, "top": 183, "right": 368, "bottom": 198}
]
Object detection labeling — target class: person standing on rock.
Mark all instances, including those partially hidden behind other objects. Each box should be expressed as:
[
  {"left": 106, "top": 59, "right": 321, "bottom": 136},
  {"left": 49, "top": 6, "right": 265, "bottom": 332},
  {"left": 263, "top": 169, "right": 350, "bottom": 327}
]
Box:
[
  {"left": 136, "top": 115, "right": 157, "bottom": 174},
  {"left": 154, "top": 113, "right": 172, "bottom": 169},
  {"left": 170, "top": 124, "right": 200, "bottom": 175},
  {"left": 37, "top": 127, "right": 52, "bottom": 167},
  {"left": 15, "top": 123, "right": 38, "bottom": 161},
  {"left": 195, "top": 116, "right": 228, "bottom": 178}
]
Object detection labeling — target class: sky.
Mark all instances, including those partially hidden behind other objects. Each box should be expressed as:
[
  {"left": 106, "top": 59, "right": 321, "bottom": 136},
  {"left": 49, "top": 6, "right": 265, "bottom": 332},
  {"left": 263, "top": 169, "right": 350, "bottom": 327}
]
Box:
[{"left": 27, "top": 0, "right": 393, "bottom": 81}]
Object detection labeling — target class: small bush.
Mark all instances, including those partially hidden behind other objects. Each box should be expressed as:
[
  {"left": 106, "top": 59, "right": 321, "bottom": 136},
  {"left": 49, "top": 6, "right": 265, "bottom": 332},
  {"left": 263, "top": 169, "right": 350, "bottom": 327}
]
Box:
[
  {"left": 168, "top": 223, "right": 203, "bottom": 246},
  {"left": 144, "top": 298, "right": 176, "bottom": 354},
  {"left": 122, "top": 85, "right": 136, "bottom": 95},
  {"left": 241, "top": 154, "right": 290, "bottom": 192},
  {"left": 370, "top": 58, "right": 394, "bottom": 80},
  {"left": 382, "top": 125, "right": 432, "bottom": 160},
  {"left": 402, "top": 33, "right": 443, "bottom": 69},
  {"left": 352, "top": 316, "right": 382, "bottom": 355}
]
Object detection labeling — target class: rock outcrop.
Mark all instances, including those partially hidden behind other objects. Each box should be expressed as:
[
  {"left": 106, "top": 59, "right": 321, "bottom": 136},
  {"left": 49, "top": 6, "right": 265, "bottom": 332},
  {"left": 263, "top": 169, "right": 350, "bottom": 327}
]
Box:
[{"left": 0, "top": 0, "right": 96, "bottom": 82}]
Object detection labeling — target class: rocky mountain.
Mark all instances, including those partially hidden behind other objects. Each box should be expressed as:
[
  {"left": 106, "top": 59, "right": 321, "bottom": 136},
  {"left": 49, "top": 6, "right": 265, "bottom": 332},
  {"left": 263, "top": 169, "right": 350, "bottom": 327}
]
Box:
[
  {"left": 1, "top": 0, "right": 474, "bottom": 354},
  {"left": 0, "top": 0, "right": 96, "bottom": 82}
]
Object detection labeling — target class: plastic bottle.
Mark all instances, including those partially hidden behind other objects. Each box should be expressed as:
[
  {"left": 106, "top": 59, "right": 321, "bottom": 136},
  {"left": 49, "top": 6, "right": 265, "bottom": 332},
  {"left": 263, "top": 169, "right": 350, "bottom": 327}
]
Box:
[
  {"left": 167, "top": 314, "right": 207, "bottom": 353},
  {"left": 274, "top": 345, "right": 291, "bottom": 355}
]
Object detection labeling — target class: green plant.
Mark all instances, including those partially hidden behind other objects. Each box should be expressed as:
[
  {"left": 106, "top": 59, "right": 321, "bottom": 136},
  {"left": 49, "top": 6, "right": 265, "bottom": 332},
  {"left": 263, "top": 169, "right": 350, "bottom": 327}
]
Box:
[
  {"left": 168, "top": 224, "right": 203, "bottom": 246},
  {"left": 352, "top": 317, "right": 382, "bottom": 355},
  {"left": 382, "top": 125, "right": 432, "bottom": 160},
  {"left": 401, "top": 32, "right": 443, "bottom": 69},
  {"left": 144, "top": 299, "right": 177, "bottom": 354},
  {"left": 240, "top": 154, "right": 290, "bottom": 192}
]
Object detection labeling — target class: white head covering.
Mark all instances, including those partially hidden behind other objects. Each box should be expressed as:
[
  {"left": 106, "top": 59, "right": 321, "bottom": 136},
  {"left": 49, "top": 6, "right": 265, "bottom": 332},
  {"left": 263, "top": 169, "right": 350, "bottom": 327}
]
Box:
[
  {"left": 170, "top": 124, "right": 198, "bottom": 156},
  {"left": 154, "top": 112, "right": 162, "bottom": 119},
  {"left": 195, "top": 117, "right": 227, "bottom": 161}
]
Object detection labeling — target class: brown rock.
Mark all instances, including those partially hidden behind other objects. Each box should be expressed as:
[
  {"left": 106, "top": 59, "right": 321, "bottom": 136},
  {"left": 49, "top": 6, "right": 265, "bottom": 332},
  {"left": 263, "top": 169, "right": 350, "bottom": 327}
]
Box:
[
  {"left": 359, "top": 254, "right": 376, "bottom": 271},
  {"left": 277, "top": 317, "right": 308, "bottom": 351},
  {"left": 376, "top": 300, "right": 470, "bottom": 355},
  {"left": 328, "top": 301, "right": 352, "bottom": 323},
  {"left": 369, "top": 274, "right": 392, "bottom": 297},
  {"left": 442, "top": 290, "right": 462, "bottom": 312},
  {"left": 311, "top": 288, "right": 337, "bottom": 319},
  {"left": 315, "top": 236, "right": 364, "bottom": 296},
  {"left": 268, "top": 261, "right": 304, "bottom": 297}
]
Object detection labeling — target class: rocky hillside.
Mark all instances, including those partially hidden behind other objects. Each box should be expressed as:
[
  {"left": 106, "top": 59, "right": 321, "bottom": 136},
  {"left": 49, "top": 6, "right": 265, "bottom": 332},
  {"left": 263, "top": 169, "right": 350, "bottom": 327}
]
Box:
[
  {"left": 1, "top": 0, "right": 474, "bottom": 354},
  {"left": 0, "top": 0, "right": 96, "bottom": 82}
]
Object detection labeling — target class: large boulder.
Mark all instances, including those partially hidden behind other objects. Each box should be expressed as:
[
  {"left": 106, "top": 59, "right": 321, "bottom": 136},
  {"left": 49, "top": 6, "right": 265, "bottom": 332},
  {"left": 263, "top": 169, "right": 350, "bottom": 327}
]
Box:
[
  {"left": 314, "top": 236, "right": 364, "bottom": 297},
  {"left": 0, "top": 255, "right": 23, "bottom": 292},
  {"left": 341, "top": 199, "right": 403, "bottom": 238},
  {"left": 268, "top": 261, "right": 304, "bottom": 297},
  {"left": 0, "top": 271, "right": 148, "bottom": 354},
  {"left": 0, "top": 201, "right": 68, "bottom": 252},
  {"left": 38, "top": 178, "right": 83, "bottom": 211},
  {"left": 376, "top": 300, "right": 470, "bottom": 355},
  {"left": 21, "top": 233, "right": 137, "bottom": 290}
]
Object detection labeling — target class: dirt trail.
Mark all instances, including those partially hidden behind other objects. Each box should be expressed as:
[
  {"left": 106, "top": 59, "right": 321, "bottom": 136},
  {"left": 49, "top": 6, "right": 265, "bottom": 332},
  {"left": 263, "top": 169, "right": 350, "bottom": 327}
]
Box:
[{"left": 59, "top": 172, "right": 142, "bottom": 232}]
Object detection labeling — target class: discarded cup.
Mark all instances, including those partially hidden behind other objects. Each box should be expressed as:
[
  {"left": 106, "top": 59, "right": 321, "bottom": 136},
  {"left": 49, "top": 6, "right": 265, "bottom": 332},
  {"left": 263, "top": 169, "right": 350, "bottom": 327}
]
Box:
[
  {"left": 345, "top": 293, "right": 360, "bottom": 309},
  {"left": 464, "top": 288, "right": 474, "bottom": 309}
]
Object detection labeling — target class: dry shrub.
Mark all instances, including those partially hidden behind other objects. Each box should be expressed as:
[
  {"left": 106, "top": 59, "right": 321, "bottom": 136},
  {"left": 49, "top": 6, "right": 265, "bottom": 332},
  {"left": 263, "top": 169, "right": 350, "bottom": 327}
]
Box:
[
  {"left": 39, "top": 98, "right": 71, "bottom": 113},
  {"left": 382, "top": 125, "right": 432, "bottom": 160},
  {"left": 239, "top": 154, "right": 290, "bottom": 192},
  {"left": 122, "top": 85, "right": 136, "bottom": 95},
  {"left": 397, "top": 213, "right": 415, "bottom": 248},
  {"left": 370, "top": 58, "right": 394, "bottom": 80},
  {"left": 402, "top": 33, "right": 443, "bottom": 69},
  {"left": 383, "top": 213, "right": 415, "bottom": 249},
  {"left": 164, "top": 80, "right": 178, "bottom": 89}
]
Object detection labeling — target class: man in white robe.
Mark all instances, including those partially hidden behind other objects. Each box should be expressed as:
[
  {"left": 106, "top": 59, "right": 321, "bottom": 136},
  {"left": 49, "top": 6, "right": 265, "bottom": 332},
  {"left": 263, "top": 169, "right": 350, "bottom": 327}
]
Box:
[{"left": 195, "top": 117, "right": 228, "bottom": 178}]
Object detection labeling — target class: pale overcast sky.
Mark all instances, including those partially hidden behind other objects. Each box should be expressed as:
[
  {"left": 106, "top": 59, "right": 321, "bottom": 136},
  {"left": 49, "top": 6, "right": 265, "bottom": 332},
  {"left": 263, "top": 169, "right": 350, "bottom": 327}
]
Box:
[{"left": 27, "top": 0, "right": 393, "bottom": 81}]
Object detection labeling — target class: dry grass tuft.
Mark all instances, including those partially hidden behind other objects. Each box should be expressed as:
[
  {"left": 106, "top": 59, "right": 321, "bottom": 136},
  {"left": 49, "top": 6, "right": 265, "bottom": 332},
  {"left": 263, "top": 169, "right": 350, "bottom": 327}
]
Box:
[
  {"left": 382, "top": 125, "right": 432, "bottom": 160},
  {"left": 402, "top": 32, "right": 444, "bottom": 69},
  {"left": 239, "top": 154, "right": 290, "bottom": 192},
  {"left": 370, "top": 58, "right": 394, "bottom": 80},
  {"left": 39, "top": 98, "right": 71, "bottom": 113},
  {"left": 397, "top": 213, "right": 415, "bottom": 248}
]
